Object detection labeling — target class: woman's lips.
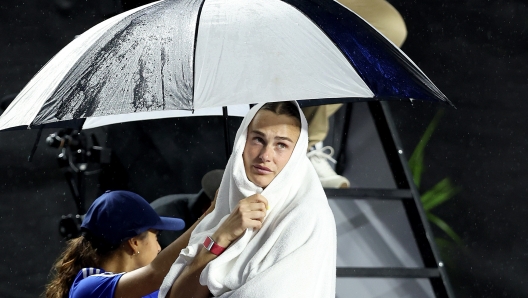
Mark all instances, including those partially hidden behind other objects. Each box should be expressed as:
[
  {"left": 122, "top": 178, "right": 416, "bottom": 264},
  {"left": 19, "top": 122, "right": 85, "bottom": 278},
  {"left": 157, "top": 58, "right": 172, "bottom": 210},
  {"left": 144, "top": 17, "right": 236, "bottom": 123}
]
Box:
[{"left": 253, "top": 165, "right": 272, "bottom": 174}]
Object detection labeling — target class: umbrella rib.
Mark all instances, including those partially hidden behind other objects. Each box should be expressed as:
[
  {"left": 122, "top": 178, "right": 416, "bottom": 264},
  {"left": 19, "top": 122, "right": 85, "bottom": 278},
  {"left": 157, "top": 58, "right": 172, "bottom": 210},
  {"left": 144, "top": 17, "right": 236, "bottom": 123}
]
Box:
[
  {"left": 279, "top": 1, "right": 368, "bottom": 99},
  {"left": 161, "top": 47, "right": 166, "bottom": 110},
  {"left": 191, "top": 0, "right": 208, "bottom": 111}
]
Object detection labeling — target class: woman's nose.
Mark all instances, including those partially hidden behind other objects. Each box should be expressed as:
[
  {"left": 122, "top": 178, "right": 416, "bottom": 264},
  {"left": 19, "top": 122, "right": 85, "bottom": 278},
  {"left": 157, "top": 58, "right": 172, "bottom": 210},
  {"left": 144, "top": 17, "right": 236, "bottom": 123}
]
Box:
[{"left": 259, "top": 145, "right": 272, "bottom": 161}]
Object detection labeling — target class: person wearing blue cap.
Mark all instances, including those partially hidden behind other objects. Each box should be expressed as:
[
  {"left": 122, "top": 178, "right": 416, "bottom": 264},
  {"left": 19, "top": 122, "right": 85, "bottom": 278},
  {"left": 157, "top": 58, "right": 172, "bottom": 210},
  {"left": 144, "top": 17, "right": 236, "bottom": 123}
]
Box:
[{"left": 44, "top": 190, "right": 213, "bottom": 298}]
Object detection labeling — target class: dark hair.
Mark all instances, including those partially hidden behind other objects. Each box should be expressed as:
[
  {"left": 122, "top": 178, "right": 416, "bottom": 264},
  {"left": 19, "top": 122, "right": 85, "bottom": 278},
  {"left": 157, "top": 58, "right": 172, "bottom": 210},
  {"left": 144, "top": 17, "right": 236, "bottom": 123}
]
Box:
[
  {"left": 44, "top": 231, "right": 148, "bottom": 298},
  {"left": 44, "top": 236, "right": 101, "bottom": 298},
  {"left": 259, "top": 101, "right": 301, "bottom": 127}
]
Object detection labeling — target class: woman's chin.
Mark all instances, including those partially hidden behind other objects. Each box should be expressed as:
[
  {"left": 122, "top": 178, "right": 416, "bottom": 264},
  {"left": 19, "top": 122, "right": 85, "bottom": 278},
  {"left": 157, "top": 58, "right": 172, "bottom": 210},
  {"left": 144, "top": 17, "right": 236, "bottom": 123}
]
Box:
[{"left": 249, "top": 175, "right": 272, "bottom": 189}]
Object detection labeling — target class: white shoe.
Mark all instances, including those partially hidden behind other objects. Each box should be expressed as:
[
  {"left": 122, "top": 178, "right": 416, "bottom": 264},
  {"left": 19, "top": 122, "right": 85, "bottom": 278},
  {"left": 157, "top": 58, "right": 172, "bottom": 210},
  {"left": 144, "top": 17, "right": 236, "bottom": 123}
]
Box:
[{"left": 307, "top": 142, "right": 350, "bottom": 189}]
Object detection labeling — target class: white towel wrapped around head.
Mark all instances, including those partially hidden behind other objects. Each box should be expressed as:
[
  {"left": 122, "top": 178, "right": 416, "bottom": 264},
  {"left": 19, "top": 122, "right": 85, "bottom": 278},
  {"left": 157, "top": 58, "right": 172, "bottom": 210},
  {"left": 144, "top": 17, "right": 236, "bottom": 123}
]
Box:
[{"left": 159, "top": 102, "right": 336, "bottom": 297}]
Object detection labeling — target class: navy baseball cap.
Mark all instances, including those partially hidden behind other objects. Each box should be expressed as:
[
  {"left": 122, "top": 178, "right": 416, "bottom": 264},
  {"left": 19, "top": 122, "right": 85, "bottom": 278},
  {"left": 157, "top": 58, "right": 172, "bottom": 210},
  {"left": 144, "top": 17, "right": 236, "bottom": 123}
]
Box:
[{"left": 81, "top": 190, "right": 185, "bottom": 247}]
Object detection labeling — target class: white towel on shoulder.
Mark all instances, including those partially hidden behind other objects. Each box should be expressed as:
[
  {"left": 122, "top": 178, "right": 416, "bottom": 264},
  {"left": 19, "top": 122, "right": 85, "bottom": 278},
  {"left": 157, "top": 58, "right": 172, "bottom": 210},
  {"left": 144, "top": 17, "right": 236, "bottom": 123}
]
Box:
[{"left": 159, "top": 102, "right": 336, "bottom": 297}]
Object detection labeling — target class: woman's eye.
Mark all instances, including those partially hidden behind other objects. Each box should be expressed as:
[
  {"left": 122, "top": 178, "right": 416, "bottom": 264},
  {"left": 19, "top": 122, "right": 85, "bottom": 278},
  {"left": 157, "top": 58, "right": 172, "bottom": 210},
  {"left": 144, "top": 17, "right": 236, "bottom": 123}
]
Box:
[
  {"left": 254, "top": 137, "right": 263, "bottom": 144},
  {"left": 277, "top": 143, "right": 287, "bottom": 149}
]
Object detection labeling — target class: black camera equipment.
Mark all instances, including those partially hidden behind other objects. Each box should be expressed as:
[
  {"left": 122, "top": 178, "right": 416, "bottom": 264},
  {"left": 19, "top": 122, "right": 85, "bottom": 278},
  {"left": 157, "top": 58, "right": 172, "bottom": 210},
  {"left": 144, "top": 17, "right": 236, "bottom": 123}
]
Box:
[{"left": 47, "top": 128, "right": 111, "bottom": 240}]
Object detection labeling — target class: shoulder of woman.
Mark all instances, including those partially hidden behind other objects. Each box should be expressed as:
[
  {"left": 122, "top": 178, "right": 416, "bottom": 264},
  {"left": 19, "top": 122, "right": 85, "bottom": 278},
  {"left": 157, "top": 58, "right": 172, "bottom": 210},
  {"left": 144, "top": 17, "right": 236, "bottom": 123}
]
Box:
[
  {"left": 278, "top": 196, "right": 334, "bottom": 230},
  {"left": 70, "top": 270, "right": 123, "bottom": 298},
  {"left": 293, "top": 187, "right": 331, "bottom": 213}
]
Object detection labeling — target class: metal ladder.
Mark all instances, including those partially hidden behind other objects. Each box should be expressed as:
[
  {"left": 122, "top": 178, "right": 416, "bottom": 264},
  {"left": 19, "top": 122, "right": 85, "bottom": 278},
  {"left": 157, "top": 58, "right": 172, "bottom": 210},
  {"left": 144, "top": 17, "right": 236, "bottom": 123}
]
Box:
[{"left": 326, "top": 101, "right": 455, "bottom": 297}]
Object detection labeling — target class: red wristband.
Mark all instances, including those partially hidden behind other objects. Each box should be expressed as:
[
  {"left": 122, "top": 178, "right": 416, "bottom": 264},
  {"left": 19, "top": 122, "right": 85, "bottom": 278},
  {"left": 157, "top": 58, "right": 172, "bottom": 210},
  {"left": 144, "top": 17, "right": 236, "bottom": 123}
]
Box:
[{"left": 203, "top": 236, "right": 226, "bottom": 256}]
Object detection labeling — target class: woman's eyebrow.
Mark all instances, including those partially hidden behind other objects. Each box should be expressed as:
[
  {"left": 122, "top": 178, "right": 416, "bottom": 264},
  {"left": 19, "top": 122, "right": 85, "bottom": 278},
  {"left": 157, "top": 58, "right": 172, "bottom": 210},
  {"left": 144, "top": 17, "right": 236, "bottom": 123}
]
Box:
[
  {"left": 251, "top": 130, "right": 266, "bottom": 137},
  {"left": 251, "top": 130, "right": 293, "bottom": 143},
  {"left": 275, "top": 136, "right": 293, "bottom": 143}
]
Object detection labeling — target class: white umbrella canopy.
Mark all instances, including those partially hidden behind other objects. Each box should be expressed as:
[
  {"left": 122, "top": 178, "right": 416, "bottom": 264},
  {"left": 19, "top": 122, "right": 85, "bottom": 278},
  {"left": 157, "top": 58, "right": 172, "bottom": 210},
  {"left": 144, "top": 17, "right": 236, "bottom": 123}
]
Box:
[
  {"left": 82, "top": 104, "right": 250, "bottom": 130},
  {"left": 0, "top": 0, "right": 451, "bottom": 131}
]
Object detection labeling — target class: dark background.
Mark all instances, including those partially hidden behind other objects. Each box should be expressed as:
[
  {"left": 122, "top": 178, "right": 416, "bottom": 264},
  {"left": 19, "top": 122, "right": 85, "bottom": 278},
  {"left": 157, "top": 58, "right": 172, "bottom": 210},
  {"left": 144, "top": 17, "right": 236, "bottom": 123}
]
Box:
[
  {"left": 0, "top": 0, "right": 527, "bottom": 297},
  {"left": 390, "top": 0, "right": 528, "bottom": 296}
]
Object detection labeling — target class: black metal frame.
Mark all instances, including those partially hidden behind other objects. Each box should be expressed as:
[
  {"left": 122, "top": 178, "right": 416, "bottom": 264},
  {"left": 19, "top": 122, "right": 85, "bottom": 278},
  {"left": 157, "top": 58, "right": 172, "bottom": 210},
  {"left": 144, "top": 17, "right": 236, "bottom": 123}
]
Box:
[
  {"left": 64, "top": 169, "right": 87, "bottom": 215},
  {"left": 326, "top": 101, "right": 455, "bottom": 297},
  {"left": 336, "top": 267, "right": 441, "bottom": 278}
]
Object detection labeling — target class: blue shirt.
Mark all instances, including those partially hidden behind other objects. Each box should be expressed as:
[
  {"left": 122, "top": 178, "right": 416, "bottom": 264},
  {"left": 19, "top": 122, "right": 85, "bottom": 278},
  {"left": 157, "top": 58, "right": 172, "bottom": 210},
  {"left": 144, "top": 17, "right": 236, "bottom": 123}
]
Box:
[{"left": 69, "top": 267, "right": 158, "bottom": 298}]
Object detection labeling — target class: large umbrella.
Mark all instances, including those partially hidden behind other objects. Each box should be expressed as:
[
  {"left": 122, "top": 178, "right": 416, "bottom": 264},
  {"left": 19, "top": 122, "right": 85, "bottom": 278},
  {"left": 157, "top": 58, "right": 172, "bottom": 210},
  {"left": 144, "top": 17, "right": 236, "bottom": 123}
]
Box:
[{"left": 0, "top": 0, "right": 451, "bottom": 131}]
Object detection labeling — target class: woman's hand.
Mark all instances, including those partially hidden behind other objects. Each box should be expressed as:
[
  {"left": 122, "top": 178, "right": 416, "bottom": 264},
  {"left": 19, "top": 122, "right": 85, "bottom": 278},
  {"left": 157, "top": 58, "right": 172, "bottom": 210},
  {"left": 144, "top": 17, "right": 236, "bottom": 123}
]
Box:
[
  {"left": 167, "top": 194, "right": 268, "bottom": 298},
  {"left": 212, "top": 194, "right": 268, "bottom": 248}
]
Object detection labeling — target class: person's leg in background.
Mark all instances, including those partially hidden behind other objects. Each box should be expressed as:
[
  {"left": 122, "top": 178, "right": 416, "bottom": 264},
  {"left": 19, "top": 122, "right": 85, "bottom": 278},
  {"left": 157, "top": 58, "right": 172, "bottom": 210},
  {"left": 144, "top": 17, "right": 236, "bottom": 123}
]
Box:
[
  {"left": 305, "top": 104, "right": 350, "bottom": 188},
  {"left": 304, "top": 0, "right": 407, "bottom": 188}
]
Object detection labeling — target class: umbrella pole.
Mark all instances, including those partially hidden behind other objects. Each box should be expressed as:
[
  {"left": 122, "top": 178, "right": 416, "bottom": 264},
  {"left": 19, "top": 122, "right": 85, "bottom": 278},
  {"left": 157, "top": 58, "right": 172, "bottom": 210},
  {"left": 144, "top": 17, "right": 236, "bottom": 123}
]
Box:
[
  {"left": 223, "top": 106, "right": 231, "bottom": 162},
  {"left": 28, "top": 125, "right": 44, "bottom": 162}
]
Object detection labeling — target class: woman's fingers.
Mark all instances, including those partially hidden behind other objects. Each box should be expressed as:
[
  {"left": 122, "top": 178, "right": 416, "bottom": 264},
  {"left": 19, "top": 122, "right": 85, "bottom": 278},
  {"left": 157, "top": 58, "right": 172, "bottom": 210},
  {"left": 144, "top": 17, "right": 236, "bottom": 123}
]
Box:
[
  {"left": 213, "top": 194, "right": 269, "bottom": 246},
  {"left": 245, "top": 219, "right": 263, "bottom": 230},
  {"left": 250, "top": 202, "right": 267, "bottom": 212},
  {"left": 246, "top": 210, "right": 266, "bottom": 222},
  {"left": 240, "top": 194, "right": 269, "bottom": 211},
  {"left": 239, "top": 202, "right": 267, "bottom": 213}
]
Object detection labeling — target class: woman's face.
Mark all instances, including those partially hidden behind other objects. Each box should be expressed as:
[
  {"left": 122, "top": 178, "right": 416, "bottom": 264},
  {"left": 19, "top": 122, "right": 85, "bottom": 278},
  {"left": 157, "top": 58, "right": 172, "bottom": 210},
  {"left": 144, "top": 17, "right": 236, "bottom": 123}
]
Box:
[
  {"left": 243, "top": 110, "right": 301, "bottom": 188},
  {"left": 134, "top": 229, "right": 161, "bottom": 268}
]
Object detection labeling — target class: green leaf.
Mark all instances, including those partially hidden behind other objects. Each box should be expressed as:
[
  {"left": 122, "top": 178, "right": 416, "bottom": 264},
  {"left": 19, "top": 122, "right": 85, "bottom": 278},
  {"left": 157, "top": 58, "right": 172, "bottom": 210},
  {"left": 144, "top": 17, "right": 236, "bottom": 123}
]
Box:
[
  {"left": 408, "top": 152, "right": 424, "bottom": 188},
  {"left": 427, "top": 212, "right": 462, "bottom": 245},
  {"left": 408, "top": 109, "right": 445, "bottom": 188},
  {"left": 421, "top": 178, "right": 460, "bottom": 211},
  {"left": 434, "top": 237, "right": 454, "bottom": 251},
  {"left": 407, "top": 109, "right": 462, "bottom": 247}
]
